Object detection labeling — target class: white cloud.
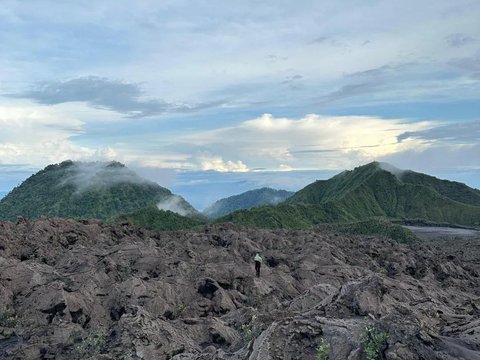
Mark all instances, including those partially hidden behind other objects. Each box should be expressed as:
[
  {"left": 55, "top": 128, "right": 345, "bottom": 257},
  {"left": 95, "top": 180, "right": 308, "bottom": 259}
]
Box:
[
  {"left": 0, "top": 105, "right": 117, "bottom": 166},
  {"left": 119, "top": 0, "right": 480, "bottom": 105},
  {"left": 3, "top": 1, "right": 479, "bottom": 107},
  {"left": 380, "top": 143, "right": 480, "bottom": 173},
  {"left": 182, "top": 114, "right": 435, "bottom": 170},
  {"left": 198, "top": 155, "right": 249, "bottom": 172},
  {"left": 1, "top": 1, "right": 479, "bottom": 197},
  {"left": 278, "top": 164, "right": 293, "bottom": 171},
  {"left": 157, "top": 195, "right": 193, "bottom": 216}
]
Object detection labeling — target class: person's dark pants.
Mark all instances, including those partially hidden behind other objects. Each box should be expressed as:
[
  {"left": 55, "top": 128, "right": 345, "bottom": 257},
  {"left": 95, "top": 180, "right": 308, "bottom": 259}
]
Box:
[{"left": 255, "top": 261, "right": 261, "bottom": 277}]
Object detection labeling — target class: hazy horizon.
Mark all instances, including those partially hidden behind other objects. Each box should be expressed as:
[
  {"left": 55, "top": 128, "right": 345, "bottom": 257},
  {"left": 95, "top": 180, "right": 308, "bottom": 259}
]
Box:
[{"left": 1, "top": 161, "right": 479, "bottom": 211}]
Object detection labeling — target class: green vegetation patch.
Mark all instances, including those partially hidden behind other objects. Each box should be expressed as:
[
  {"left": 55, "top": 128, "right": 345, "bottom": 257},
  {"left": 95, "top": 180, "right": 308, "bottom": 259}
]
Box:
[
  {"left": 316, "top": 338, "right": 331, "bottom": 360},
  {"left": 204, "top": 187, "right": 294, "bottom": 218},
  {"left": 220, "top": 162, "right": 480, "bottom": 230},
  {"left": 74, "top": 328, "right": 106, "bottom": 359},
  {"left": 0, "top": 310, "right": 18, "bottom": 328},
  {"left": 316, "top": 219, "right": 421, "bottom": 244},
  {"left": 112, "top": 206, "right": 205, "bottom": 231},
  {"left": 0, "top": 160, "right": 198, "bottom": 222},
  {"left": 360, "top": 324, "right": 388, "bottom": 360},
  {"left": 217, "top": 202, "right": 354, "bottom": 229}
]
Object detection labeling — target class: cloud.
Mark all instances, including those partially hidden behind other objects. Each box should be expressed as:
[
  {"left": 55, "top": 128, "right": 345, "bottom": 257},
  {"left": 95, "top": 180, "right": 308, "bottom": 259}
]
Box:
[
  {"left": 379, "top": 143, "right": 480, "bottom": 175},
  {"left": 2, "top": 1, "right": 480, "bottom": 116},
  {"left": 281, "top": 74, "right": 303, "bottom": 87},
  {"left": 157, "top": 195, "right": 193, "bottom": 216},
  {"left": 377, "top": 162, "right": 405, "bottom": 178},
  {"left": 308, "top": 36, "right": 329, "bottom": 44},
  {"left": 449, "top": 55, "right": 480, "bottom": 79},
  {"left": 267, "top": 54, "right": 288, "bottom": 62},
  {"left": 282, "top": 74, "right": 303, "bottom": 83},
  {"left": 198, "top": 155, "right": 249, "bottom": 172},
  {"left": 445, "top": 33, "right": 476, "bottom": 47},
  {"left": 0, "top": 105, "right": 117, "bottom": 166},
  {"left": 318, "top": 59, "right": 480, "bottom": 106},
  {"left": 314, "top": 82, "right": 381, "bottom": 105},
  {"left": 397, "top": 120, "right": 480, "bottom": 144},
  {"left": 8, "top": 77, "right": 225, "bottom": 118},
  {"left": 62, "top": 161, "right": 150, "bottom": 193},
  {"left": 346, "top": 64, "right": 405, "bottom": 79},
  {"left": 382, "top": 120, "right": 480, "bottom": 176},
  {"left": 290, "top": 142, "right": 398, "bottom": 154},
  {"left": 307, "top": 36, "right": 344, "bottom": 47},
  {"left": 0, "top": 105, "right": 83, "bottom": 140},
  {"left": 179, "top": 113, "right": 434, "bottom": 171}
]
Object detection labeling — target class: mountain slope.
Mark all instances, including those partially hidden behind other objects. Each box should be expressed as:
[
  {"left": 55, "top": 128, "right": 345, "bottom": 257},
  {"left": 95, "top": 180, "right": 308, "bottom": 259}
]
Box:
[
  {"left": 288, "top": 162, "right": 480, "bottom": 225},
  {"left": 219, "top": 202, "right": 354, "bottom": 229},
  {"left": 0, "top": 160, "right": 199, "bottom": 221},
  {"left": 399, "top": 170, "right": 480, "bottom": 206},
  {"left": 204, "top": 187, "right": 294, "bottom": 218},
  {"left": 112, "top": 205, "right": 205, "bottom": 231},
  {"left": 222, "top": 162, "right": 480, "bottom": 228}
]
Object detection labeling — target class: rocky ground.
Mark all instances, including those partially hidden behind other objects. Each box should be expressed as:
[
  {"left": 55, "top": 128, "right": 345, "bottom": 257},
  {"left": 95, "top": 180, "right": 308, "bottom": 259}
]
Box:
[
  {"left": 0, "top": 218, "right": 479, "bottom": 359},
  {"left": 405, "top": 226, "right": 480, "bottom": 240}
]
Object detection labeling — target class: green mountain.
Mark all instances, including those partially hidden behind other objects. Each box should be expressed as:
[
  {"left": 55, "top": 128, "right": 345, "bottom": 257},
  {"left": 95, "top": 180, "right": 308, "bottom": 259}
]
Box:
[
  {"left": 219, "top": 202, "right": 352, "bottom": 229},
  {"left": 203, "top": 187, "right": 294, "bottom": 218},
  {"left": 0, "top": 160, "right": 199, "bottom": 221},
  {"left": 220, "top": 162, "right": 480, "bottom": 228},
  {"left": 112, "top": 205, "right": 205, "bottom": 231}
]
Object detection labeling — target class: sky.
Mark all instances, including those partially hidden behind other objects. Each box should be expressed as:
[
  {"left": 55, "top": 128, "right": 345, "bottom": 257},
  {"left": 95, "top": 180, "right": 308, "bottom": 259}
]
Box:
[{"left": 0, "top": 0, "right": 479, "bottom": 209}]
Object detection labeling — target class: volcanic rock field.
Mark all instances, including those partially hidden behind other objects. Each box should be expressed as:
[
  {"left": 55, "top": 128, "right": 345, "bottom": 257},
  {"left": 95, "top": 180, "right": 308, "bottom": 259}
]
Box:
[{"left": 0, "top": 218, "right": 479, "bottom": 359}]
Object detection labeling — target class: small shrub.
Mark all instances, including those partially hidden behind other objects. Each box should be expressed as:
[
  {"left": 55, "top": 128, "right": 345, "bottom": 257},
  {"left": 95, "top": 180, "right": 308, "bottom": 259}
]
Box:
[
  {"left": 1, "top": 329, "right": 13, "bottom": 338},
  {"left": 121, "top": 353, "right": 133, "bottom": 360},
  {"left": 0, "top": 311, "right": 18, "bottom": 327},
  {"left": 117, "top": 264, "right": 133, "bottom": 281},
  {"left": 175, "top": 303, "right": 188, "bottom": 317},
  {"left": 316, "top": 338, "right": 330, "bottom": 360},
  {"left": 241, "top": 313, "right": 261, "bottom": 343},
  {"left": 360, "top": 325, "right": 388, "bottom": 360},
  {"left": 75, "top": 328, "right": 106, "bottom": 358}
]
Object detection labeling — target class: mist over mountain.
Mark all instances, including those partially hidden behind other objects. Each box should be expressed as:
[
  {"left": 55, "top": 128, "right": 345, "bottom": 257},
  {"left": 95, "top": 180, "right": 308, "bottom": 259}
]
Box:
[
  {"left": 157, "top": 195, "right": 199, "bottom": 217},
  {"left": 2, "top": 160, "right": 479, "bottom": 231},
  {"left": 203, "top": 187, "right": 294, "bottom": 218},
  {"left": 0, "top": 160, "right": 199, "bottom": 221},
  {"left": 221, "top": 162, "right": 480, "bottom": 228}
]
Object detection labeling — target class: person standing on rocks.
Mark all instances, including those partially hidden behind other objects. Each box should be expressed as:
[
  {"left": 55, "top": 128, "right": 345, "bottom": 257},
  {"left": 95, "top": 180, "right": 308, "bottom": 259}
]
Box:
[{"left": 254, "top": 253, "right": 263, "bottom": 277}]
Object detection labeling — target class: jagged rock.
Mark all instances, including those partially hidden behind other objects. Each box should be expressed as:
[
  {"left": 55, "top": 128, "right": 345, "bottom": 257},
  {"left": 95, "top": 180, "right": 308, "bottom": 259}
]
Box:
[{"left": 0, "top": 219, "right": 479, "bottom": 359}]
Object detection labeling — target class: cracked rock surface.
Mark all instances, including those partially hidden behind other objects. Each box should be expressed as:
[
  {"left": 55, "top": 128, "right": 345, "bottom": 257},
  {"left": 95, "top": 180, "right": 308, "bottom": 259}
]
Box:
[{"left": 0, "top": 218, "right": 479, "bottom": 359}]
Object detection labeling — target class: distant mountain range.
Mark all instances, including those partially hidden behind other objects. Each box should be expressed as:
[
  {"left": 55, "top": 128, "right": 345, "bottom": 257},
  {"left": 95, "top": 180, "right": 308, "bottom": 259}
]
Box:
[
  {"left": 203, "top": 187, "right": 294, "bottom": 218},
  {"left": 0, "top": 160, "right": 199, "bottom": 221},
  {"left": 2, "top": 160, "right": 479, "bottom": 231},
  {"left": 220, "top": 162, "right": 480, "bottom": 228}
]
